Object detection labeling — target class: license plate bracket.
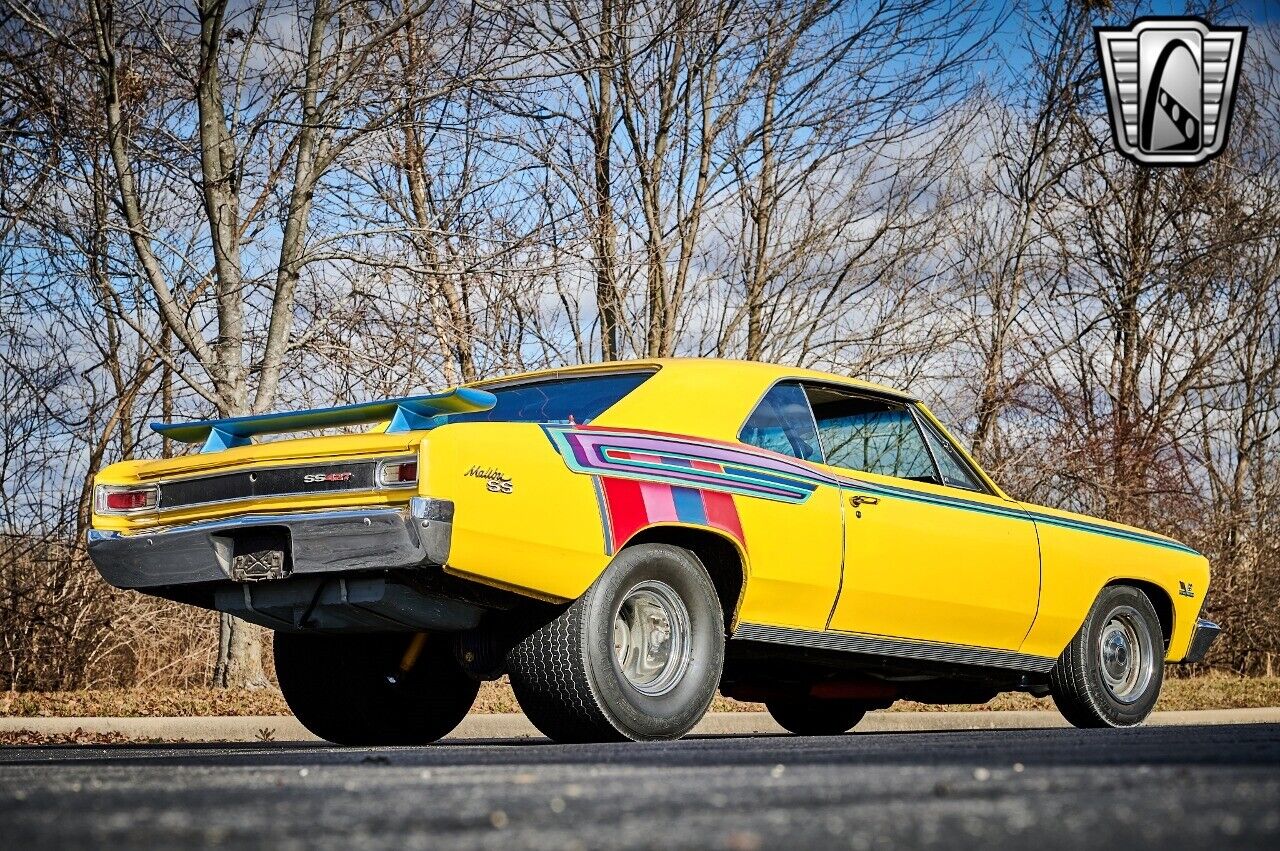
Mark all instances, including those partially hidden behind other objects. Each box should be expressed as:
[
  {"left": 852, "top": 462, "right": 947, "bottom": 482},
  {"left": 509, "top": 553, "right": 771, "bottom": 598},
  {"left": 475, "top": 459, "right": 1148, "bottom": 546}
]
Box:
[
  {"left": 232, "top": 549, "right": 287, "bottom": 582},
  {"left": 219, "top": 526, "right": 292, "bottom": 582}
]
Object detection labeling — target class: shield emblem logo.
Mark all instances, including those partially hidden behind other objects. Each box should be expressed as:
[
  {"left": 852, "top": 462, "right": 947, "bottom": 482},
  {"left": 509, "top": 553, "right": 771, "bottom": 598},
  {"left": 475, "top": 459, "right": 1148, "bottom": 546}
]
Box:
[{"left": 1095, "top": 17, "right": 1247, "bottom": 166}]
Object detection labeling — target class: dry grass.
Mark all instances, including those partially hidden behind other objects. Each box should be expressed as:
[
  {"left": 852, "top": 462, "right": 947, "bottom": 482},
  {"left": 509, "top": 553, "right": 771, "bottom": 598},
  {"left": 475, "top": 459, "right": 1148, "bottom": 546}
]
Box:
[
  {"left": 3, "top": 674, "right": 1277, "bottom": 719},
  {"left": 0, "top": 728, "right": 186, "bottom": 746},
  {"left": 0, "top": 688, "right": 290, "bottom": 718}
]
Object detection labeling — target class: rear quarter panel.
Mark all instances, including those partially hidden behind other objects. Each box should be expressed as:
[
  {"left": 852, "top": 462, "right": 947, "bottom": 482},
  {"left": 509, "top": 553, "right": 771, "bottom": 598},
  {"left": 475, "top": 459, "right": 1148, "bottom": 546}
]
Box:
[
  {"left": 424, "top": 417, "right": 842, "bottom": 631},
  {"left": 1017, "top": 504, "right": 1209, "bottom": 662},
  {"left": 424, "top": 422, "right": 611, "bottom": 601}
]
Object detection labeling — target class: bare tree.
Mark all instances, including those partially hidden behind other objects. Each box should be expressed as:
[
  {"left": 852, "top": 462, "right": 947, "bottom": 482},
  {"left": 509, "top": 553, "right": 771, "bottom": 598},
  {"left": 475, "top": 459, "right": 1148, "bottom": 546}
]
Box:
[{"left": 1, "top": 0, "right": 1278, "bottom": 690}]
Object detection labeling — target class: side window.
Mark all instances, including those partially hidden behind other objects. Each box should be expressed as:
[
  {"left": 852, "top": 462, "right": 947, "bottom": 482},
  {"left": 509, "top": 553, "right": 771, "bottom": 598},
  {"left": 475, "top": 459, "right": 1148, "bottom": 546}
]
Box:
[
  {"left": 806, "top": 387, "right": 938, "bottom": 482},
  {"left": 739, "top": 382, "right": 823, "bottom": 463},
  {"left": 916, "top": 411, "right": 984, "bottom": 491}
]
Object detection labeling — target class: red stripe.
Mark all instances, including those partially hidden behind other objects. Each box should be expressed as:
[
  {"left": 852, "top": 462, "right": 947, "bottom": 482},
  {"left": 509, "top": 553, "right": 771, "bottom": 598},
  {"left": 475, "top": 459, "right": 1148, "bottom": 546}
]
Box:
[
  {"left": 687, "top": 458, "right": 744, "bottom": 543},
  {"left": 702, "top": 490, "right": 744, "bottom": 544},
  {"left": 601, "top": 462, "right": 743, "bottom": 551},
  {"left": 601, "top": 478, "right": 648, "bottom": 550}
]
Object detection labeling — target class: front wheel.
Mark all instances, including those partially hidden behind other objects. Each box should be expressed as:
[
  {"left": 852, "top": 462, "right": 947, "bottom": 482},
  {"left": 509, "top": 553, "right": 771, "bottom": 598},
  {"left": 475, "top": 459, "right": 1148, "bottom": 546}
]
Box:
[
  {"left": 1049, "top": 585, "right": 1165, "bottom": 728},
  {"left": 506, "top": 543, "right": 725, "bottom": 742},
  {"left": 766, "top": 697, "right": 867, "bottom": 736},
  {"left": 274, "top": 631, "right": 479, "bottom": 745}
]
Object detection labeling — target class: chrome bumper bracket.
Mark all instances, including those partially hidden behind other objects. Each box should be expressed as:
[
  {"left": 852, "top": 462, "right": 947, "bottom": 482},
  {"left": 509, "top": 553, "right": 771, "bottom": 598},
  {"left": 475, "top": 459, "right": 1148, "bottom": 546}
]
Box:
[{"left": 1182, "top": 618, "right": 1222, "bottom": 664}]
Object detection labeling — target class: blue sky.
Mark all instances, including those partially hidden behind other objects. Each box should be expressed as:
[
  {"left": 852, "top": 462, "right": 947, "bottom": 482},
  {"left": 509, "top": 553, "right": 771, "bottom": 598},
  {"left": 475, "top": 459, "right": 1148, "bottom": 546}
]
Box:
[
  {"left": 987, "top": 1, "right": 1275, "bottom": 84},
  {"left": 1052, "top": 0, "right": 1272, "bottom": 24}
]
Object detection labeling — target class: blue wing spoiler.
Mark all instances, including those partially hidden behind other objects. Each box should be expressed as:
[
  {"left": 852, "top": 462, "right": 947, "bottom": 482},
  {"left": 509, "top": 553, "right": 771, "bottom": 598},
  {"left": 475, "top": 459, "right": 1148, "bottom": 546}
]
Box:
[{"left": 151, "top": 387, "right": 498, "bottom": 453}]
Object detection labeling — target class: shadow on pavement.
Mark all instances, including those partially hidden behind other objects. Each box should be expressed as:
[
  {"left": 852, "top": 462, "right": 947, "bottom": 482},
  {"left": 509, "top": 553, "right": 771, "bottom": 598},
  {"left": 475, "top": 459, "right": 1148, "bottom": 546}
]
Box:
[{"left": 2, "top": 723, "right": 1279, "bottom": 771}]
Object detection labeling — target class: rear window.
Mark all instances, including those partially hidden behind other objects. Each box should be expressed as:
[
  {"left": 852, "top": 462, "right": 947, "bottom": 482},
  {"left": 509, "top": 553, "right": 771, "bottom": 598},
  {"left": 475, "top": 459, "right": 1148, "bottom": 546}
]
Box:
[{"left": 439, "top": 370, "right": 654, "bottom": 425}]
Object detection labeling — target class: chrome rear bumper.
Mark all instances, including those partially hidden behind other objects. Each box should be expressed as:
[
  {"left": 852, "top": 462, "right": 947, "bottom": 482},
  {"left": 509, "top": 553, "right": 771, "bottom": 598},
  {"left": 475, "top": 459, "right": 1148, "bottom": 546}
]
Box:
[{"left": 88, "top": 498, "right": 454, "bottom": 591}]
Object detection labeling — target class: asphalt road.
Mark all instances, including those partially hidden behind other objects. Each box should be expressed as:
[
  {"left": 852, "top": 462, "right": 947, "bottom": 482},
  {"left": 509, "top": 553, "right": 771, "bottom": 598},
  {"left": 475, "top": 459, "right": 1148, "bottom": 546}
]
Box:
[{"left": 2, "top": 724, "right": 1278, "bottom": 850}]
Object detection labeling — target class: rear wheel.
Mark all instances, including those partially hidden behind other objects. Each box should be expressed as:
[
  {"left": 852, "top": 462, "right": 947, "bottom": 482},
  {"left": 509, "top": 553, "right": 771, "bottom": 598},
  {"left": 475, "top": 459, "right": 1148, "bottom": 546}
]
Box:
[
  {"left": 274, "top": 631, "right": 478, "bottom": 745},
  {"left": 766, "top": 697, "right": 867, "bottom": 736},
  {"left": 506, "top": 543, "right": 725, "bottom": 742},
  {"left": 1049, "top": 585, "right": 1165, "bottom": 728}
]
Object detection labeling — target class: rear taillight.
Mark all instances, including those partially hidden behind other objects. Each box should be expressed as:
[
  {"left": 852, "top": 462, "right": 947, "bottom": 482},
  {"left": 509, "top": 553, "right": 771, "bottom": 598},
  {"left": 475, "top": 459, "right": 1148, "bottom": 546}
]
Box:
[
  {"left": 377, "top": 459, "right": 418, "bottom": 487},
  {"left": 95, "top": 485, "right": 159, "bottom": 514}
]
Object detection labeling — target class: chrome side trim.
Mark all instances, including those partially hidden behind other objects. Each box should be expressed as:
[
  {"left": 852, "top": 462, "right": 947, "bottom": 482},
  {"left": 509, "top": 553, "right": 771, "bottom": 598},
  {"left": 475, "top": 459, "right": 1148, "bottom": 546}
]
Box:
[{"left": 732, "top": 622, "right": 1058, "bottom": 673}]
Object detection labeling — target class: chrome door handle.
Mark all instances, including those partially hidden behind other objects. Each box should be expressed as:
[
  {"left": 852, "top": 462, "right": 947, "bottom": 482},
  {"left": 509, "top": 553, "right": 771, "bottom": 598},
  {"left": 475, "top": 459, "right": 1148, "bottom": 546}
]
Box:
[{"left": 849, "top": 494, "right": 880, "bottom": 507}]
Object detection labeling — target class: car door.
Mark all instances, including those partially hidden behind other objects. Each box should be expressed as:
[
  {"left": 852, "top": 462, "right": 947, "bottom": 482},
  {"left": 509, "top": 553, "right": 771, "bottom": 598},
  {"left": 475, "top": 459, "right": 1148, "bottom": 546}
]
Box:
[
  {"left": 807, "top": 386, "right": 1041, "bottom": 651},
  {"left": 732, "top": 381, "right": 846, "bottom": 632}
]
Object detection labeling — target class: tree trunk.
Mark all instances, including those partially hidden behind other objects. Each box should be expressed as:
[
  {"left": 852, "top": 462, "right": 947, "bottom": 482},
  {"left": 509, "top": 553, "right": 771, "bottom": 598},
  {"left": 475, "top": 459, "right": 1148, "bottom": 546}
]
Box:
[
  {"left": 214, "top": 613, "right": 268, "bottom": 689},
  {"left": 592, "top": 0, "right": 620, "bottom": 361}
]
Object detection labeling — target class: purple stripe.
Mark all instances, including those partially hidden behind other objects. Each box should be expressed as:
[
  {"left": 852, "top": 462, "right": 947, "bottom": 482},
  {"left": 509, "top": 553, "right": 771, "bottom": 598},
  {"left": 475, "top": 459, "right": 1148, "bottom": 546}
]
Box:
[
  {"left": 569, "top": 431, "right": 843, "bottom": 484},
  {"left": 566, "top": 433, "right": 842, "bottom": 493},
  {"left": 585, "top": 443, "right": 804, "bottom": 498}
]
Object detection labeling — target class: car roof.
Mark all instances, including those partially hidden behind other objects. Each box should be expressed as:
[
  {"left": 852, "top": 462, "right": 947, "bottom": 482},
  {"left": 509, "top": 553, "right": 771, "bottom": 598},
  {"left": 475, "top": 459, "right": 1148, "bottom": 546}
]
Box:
[{"left": 469, "top": 357, "right": 916, "bottom": 401}]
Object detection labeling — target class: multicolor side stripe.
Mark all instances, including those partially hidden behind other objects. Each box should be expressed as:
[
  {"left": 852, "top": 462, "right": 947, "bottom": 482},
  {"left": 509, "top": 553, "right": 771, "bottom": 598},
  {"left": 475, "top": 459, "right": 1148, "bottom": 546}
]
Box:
[
  {"left": 597, "top": 462, "right": 745, "bottom": 554},
  {"left": 542, "top": 424, "right": 1201, "bottom": 558},
  {"left": 543, "top": 425, "right": 833, "bottom": 504}
]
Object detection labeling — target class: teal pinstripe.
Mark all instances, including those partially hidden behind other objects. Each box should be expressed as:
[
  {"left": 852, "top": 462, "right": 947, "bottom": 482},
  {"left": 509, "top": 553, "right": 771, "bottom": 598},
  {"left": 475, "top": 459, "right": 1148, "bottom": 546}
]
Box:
[{"left": 849, "top": 479, "right": 1201, "bottom": 556}]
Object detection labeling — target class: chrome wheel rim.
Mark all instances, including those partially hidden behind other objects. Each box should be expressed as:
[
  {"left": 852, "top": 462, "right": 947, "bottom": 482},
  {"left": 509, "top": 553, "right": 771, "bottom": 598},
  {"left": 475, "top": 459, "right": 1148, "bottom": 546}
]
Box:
[
  {"left": 612, "top": 580, "right": 692, "bottom": 696},
  {"left": 1098, "top": 606, "right": 1155, "bottom": 704}
]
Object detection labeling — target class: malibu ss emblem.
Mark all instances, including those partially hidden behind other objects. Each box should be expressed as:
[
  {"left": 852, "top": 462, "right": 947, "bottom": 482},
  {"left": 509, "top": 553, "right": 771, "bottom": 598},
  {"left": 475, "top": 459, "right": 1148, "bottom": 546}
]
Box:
[{"left": 466, "top": 465, "right": 514, "bottom": 494}]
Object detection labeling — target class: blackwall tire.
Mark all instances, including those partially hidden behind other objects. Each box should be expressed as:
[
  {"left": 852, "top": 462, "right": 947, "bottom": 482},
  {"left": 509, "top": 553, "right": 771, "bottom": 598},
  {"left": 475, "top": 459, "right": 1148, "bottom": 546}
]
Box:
[
  {"left": 1049, "top": 585, "right": 1165, "bottom": 728},
  {"left": 274, "top": 631, "right": 479, "bottom": 745},
  {"left": 505, "top": 543, "right": 725, "bottom": 743}
]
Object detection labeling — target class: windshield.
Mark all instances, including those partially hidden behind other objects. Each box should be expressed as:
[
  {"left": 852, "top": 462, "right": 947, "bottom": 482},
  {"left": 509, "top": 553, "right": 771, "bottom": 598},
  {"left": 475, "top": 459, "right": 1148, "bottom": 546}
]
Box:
[{"left": 439, "top": 370, "right": 655, "bottom": 426}]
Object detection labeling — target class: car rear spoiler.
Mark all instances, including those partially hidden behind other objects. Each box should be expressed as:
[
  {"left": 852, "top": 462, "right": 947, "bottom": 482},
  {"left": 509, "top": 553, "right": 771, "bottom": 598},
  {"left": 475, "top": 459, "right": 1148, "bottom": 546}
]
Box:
[{"left": 151, "top": 388, "right": 498, "bottom": 453}]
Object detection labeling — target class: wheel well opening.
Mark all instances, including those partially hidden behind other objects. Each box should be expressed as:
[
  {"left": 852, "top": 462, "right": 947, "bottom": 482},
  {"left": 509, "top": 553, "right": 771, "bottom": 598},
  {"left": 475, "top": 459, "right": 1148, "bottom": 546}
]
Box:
[
  {"left": 622, "top": 526, "right": 745, "bottom": 634},
  {"left": 1109, "top": 579, "right": 1173, "bottom": 649}
]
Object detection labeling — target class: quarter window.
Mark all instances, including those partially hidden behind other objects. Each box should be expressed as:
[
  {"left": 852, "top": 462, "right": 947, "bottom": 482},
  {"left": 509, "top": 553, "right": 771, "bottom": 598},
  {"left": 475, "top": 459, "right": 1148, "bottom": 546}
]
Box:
[
  {"left": 739, "top": 382, "right": 823, "bottom": 463},
  {"left": 806, "top": 388, "right": 938, "bottom": 483}
]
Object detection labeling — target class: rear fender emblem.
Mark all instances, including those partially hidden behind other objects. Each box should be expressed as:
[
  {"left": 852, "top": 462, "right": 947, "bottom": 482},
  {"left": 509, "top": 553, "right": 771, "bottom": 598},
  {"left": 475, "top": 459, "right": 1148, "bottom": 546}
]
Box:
[{"left": 465, "top": 465, "right": 514, "bottom": 494}]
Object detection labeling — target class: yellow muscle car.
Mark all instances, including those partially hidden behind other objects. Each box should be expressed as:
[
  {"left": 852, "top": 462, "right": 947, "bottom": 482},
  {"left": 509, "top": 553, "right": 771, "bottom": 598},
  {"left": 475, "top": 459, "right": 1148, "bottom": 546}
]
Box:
[{"left": 88, "top": 359, "right": 1219, "bottom": 742}]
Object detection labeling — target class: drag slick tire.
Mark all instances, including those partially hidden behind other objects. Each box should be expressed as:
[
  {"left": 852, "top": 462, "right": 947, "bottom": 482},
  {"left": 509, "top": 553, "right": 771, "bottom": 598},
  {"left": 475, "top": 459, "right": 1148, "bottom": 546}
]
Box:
[
  {"left": 506, "top": 543, "right": 725, "bottom": 743},
  {"left": 1049, "top": 584, "right": 1165, "bottom": 728},
  {"left": 274, "top": 631, "right": 479, "bottom": 745},
  {"left": 765, "top": 698, "right": 867, "bottom": 736}
]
